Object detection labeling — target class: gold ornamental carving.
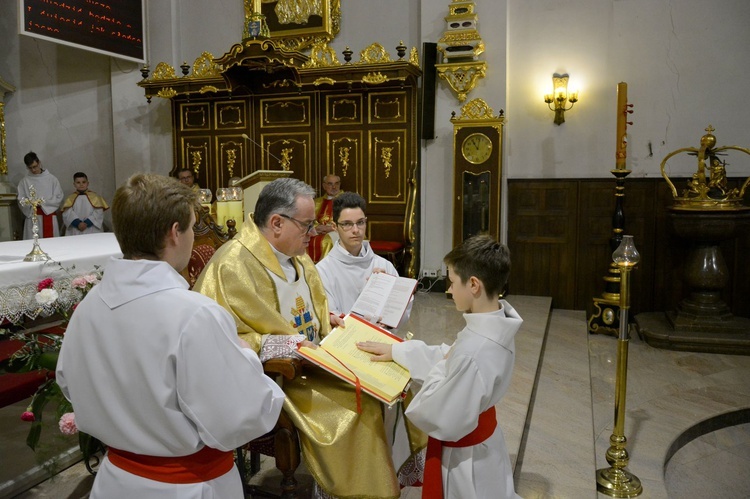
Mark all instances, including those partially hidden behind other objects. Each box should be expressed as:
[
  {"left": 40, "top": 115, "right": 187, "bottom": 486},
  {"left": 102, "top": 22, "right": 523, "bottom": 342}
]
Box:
[
  {"left": 409, "top": 47, "right": 419, "bottom": 67},
  {"left": 199, "top": 86, "right": 220, "bottom": 94},
  {"left": 435, "top": 62, "right": 487, "bottom": 102},
  {"left": 225, "top": 148, "right": 237, "bottom": 177},
  {"left": 381, "top": 147, "right": 393, "bottom": 178},
  {"left": 362, "top": 72, "right": 388, "bottom": 85},
  {"left": 157, "top": 87, "right": 178, "bottom": 99},
  {"left": 452, "top": 98, "right": 497, "bottom": 122},
  {"left": 338, "top": 146, "right": 350, "bottom": 177},
  {"left": 661, "top": 125, "right": 750, "bottom": 211},
  {"left": 152, "top": 62, "right": 177, "bottom": 80},
  {"left": 359, "top": 43, "right": 392, "bottom": 64},
  {"left": 313, "top": 77, "right": 336, "bottom": 86},
  {"left": 190, "top": 52, "right": 220, "bottom": 78},
  {"left": 302, "top": 41, "right": 340, "bottom": 68},
  {"left": 279, "top": 147, "right": 293, "bottom": 170}
]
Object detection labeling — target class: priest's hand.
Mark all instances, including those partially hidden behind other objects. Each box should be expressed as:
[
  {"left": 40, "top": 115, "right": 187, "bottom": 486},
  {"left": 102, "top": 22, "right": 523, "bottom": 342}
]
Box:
[
  {"left": 357, "top": 341, "right": 393, "bottom": 362},
  {"left": 77, "top": 221, "right": 87, "bottom": 231},
  {"left": 329, "top": 313, "right": 345, "bottom": 329},
  {"left": 300, "top": 340, "right": 317, "bottom": 349},
  {"left": 316, "top": 224, "right": 334, "bottom": 234}
]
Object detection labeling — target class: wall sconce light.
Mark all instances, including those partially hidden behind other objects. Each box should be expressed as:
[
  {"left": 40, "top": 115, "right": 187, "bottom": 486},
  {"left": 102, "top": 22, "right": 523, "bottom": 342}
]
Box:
[{"left": 544, "top": 73, "right": 579, "bottom": 125}]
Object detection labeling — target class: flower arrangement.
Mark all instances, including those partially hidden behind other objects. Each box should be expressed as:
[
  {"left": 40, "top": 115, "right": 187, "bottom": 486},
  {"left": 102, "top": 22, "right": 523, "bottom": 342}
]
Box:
[{"left": 0, "top": 264, "right": 106, "bottom": 473}]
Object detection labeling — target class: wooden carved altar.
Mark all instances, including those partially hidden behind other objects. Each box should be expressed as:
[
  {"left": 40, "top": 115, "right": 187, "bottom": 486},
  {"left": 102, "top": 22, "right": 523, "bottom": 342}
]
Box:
[{"left": 137, "top": 38, "right": 421, "bottom": 277}]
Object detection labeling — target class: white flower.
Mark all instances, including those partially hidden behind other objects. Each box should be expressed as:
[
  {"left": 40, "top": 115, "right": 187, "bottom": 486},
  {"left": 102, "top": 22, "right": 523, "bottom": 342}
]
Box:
[{"left": 35, "top": 288, "right": 59, "bottom": 306}]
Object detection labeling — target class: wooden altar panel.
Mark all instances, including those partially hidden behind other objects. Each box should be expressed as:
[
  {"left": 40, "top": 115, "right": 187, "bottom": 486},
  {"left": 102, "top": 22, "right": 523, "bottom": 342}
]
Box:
[
  {"left": 214, "top": 136, "right": 248, "bottom": 187},
  {"left": 214, "top": 100, "right": 247, "bottom": 130},
  {"left": 260, "top": 132, "right": 312, "bottom": 185},
  {"left": 326, "top": 94, "right": 362, "bottom": 126}
]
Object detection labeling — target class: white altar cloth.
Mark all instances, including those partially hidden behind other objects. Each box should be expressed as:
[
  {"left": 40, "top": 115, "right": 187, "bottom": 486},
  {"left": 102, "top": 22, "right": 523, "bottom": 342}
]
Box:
[{"left": 0, "top": 233, "right": 122, "bottom": 323}]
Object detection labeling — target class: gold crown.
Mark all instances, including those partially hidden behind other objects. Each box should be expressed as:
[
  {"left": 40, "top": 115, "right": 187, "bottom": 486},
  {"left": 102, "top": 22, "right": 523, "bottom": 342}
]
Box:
[{"left": 661, "top": 125, "right": 750, "bottom": 211}]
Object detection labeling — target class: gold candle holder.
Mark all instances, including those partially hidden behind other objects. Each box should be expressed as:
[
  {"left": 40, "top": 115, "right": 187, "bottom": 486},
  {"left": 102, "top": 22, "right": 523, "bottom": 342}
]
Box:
[{"left": 596, "top": 235, "right": 643, "bottom": 498}]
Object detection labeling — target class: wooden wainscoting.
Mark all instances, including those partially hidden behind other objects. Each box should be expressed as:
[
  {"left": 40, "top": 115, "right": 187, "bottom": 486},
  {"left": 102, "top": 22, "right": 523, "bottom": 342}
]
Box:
[{"left": 507, "top": 178, "right": 750, "bottom": 317}]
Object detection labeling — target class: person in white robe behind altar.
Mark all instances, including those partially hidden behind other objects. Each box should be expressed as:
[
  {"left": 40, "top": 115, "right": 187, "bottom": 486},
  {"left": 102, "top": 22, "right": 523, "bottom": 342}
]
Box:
[
  {"left": 61, "top": 172, "right": 109, "bottom": 235},
  {"left": 17, "top": 151, "right": 64, "bottom": 239},
  {"left": 315, "top": 191, "right": 412, "bottom": 332},
  {"left": 56, "top": 173, "right": 285, "bottom": 499},
  {"left": 358, "top": 235, "right": 523, "bottom": 499}
]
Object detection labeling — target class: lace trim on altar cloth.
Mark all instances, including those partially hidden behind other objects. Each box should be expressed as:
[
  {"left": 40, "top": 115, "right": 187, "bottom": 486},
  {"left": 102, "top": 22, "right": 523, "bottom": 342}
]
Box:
[
  {"left": 0, "top": 279, "right": 84, "bottom": 325},
  {"left": 259, "top": 334, "right": 306, "bottom": 363}
]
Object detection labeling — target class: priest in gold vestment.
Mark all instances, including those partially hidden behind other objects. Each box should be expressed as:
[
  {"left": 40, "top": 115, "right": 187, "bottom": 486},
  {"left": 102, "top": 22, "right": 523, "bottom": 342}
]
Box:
[{"left": 194, "top": 178, "right": 423, "bottom": 498}]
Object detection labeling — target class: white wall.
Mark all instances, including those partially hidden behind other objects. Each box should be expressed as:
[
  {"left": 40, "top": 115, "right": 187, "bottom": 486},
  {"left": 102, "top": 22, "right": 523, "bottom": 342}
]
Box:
[{"left": 2, "top": 0, "right": 749, "bottom": 276}]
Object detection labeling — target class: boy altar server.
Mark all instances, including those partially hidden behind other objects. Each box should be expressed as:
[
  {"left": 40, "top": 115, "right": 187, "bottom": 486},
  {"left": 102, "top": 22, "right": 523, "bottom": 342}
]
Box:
[
  {"left": 358, "top": 235, "right": 523, "bottom": 499},
  {"left": 56, "top": 173, "right": 285, "bottom": 499},
  {"left": 61, "top": 172, "right": 109, "bottom": 235}
]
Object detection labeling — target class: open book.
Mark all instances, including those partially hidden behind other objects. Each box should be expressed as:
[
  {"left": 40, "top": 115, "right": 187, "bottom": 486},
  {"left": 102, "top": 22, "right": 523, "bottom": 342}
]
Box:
[
  {"left": 349, "top": 272, "right": 417, "bottom": 329},
  {"left": 297, "top": 314, "right": 411, "bottom": 406}
]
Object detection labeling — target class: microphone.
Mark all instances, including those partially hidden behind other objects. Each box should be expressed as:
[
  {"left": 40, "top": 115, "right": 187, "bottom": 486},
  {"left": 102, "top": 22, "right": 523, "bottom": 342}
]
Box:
[{"left": 241, "top": 133, "right": 283, "bottom": 164}]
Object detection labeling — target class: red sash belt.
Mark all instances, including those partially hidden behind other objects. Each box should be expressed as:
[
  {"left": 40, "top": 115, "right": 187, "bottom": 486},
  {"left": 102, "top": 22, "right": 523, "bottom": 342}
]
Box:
[
  {"left": 36, "top": 206, "right": 56, "bottom": 238},
  {"left": 107, "top": 446, "right": 234, "bottom": 484},
  {"left": 422, "top": 406, "right": 497, "bottom": 499}
]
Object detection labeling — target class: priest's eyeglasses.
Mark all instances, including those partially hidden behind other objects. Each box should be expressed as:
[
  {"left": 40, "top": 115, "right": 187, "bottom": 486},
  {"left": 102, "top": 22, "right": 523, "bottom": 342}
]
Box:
[
  {"left": 279, "top": 213, "right": 317, "bottom": 234},
  {"left": 337, "top": 218, "right": 367, "bottom": 231}
]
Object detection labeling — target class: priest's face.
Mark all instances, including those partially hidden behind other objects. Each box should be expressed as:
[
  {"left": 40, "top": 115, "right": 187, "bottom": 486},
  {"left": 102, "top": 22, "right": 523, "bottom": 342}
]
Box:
[
  {"left": 335, "top": 207, "right": 367, "bottom": 256},
  {"left": 322, "top": 176, "right": 341, "bottom": 197},
  {"left": 277, "top": 196, "right": 317, "bottom": 257}
]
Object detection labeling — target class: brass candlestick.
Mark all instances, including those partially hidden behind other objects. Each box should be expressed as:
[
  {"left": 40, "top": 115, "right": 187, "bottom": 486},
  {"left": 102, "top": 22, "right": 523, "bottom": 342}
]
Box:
[
  {"left": 596, "top": 235, "right": 642, "bottom": 498},
  {"left": 20, "top": 185, "right": 50, "bottom": 262}
]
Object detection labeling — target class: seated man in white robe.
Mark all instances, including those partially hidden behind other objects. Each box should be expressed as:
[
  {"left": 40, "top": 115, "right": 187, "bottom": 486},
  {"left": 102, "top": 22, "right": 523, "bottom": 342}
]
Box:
[
  {"left": 315, "top": 191, "right": 422, "bottom": 478},
  {"left": 316, "top": 191, "right": 412, "bottom": 332},
  {"left": 56, "top": 173, "right": 285, "bottom": 499},
  {"left": 61, "top": 172, "right": 109, "bottom": 235}
]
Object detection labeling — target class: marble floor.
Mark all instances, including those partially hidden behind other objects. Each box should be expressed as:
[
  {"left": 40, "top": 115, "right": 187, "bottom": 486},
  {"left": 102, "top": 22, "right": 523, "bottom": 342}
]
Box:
[{"left": 2, "top": 290, "right": 750, "bottom": 498}]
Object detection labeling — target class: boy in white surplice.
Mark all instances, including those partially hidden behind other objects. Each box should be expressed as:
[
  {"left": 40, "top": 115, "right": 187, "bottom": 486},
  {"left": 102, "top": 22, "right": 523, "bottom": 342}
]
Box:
[{"left": 358, "top": 235, "right": 523, "bottom": 499}]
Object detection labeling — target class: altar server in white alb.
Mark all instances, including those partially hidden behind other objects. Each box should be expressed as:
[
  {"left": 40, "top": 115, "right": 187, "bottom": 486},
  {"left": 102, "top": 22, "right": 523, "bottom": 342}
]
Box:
[
  {"left": 358, "top": 235, "right": 523, "bottom": 499},
  {"left": 315, "top": 191, "right": 412, "bottom": 331},
  {"left": 17, "top": 151, "right": 64, "bottom": 239},
  {"left": 56, "top": 173, "right": 285, "bottom": 499},
  {"left": 61, "top": 172, "right": 109, "bottom": 235}
]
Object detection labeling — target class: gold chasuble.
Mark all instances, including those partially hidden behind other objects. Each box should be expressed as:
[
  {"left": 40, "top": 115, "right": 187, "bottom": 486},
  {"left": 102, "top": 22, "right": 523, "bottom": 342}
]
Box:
[
  {"left": 307, "top": 194, "right": 337, "bottom": 262},
  {"left": 193, "top": 220, "right": 403, "bottom": 498}
]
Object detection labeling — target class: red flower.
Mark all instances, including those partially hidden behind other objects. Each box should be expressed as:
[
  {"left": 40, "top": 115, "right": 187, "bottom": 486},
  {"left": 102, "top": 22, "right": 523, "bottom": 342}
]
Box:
[
  {"left": 37, "top": 278, "right": 54, "bottom": 291},
  {"left": 21, "top": 411, "right": 35, "bottom": 422}
]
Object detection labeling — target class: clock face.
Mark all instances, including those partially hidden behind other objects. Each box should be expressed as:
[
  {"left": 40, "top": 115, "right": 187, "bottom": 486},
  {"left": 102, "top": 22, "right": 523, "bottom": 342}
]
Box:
[{"left": 461, "top": 133, "right": 492, "bottom": 164}]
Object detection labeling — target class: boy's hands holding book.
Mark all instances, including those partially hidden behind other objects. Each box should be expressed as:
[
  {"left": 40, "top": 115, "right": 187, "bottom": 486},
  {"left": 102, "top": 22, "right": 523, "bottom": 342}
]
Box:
[{"left": 357, "top": 341, "right": 393, "bottom": 362}]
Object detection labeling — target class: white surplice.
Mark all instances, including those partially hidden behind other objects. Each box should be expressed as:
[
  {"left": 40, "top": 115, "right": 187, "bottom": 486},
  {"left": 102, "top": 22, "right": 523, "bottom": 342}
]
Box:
[
  {"left": 316, "top": 240, "right": 412, "bottom": 331},
  {"left": 391, "top": 300, "right": 524, "bottom": 499},
  {"left": 17, "top": 169, "right": 64, "bottom": 239},
  {"left": 62, "top": 193, "right": 105, "bottom": 235},
  {"left": 56, "top": 258, "right": 285, "bottom": 499}
]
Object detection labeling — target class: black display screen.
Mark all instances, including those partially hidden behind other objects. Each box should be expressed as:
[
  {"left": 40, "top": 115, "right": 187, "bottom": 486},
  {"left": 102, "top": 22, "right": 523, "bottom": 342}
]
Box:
[{"left": 21, "top": 0, "right": 145, "bottom": 63}]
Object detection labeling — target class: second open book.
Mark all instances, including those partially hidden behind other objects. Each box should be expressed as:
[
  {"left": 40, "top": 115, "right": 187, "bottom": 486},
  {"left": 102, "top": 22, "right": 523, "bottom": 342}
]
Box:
[{"left": 297, "top": 314, "right": 411, "bottom": 406}]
